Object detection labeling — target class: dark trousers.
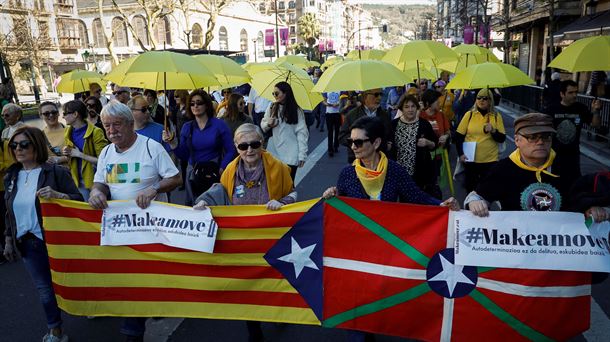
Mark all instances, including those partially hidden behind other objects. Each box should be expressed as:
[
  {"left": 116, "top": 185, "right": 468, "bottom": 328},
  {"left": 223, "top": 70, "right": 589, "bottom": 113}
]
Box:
[
  {"left": 19, "top": 235, "right": 62, "bottom": 329},
  {"left": 326, "top": 113, "right": 341, "bottom": 152},
  {"left": 464, "top": 161, "right": 497, "bottom": 193},
  {"left": 121, "top": 317, "right": 147, "bottom": 337},
  {"left": 253, "top": 112, "right": 265, "bottom": 127},
  {"left": 289, "top": 165, "right": 298, "bottom": 181}
]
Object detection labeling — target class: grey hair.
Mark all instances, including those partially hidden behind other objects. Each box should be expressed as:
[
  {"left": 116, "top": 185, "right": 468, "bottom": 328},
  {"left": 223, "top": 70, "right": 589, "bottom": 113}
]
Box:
[
  {"left": 234, "top": 123, "right": 264, "bottom": 143},
  {"left": 100, "top": 99, "right": 134, "bottom": 123},
  {"left": 2, "top": 103, "right": 23, "bottom": 119}
]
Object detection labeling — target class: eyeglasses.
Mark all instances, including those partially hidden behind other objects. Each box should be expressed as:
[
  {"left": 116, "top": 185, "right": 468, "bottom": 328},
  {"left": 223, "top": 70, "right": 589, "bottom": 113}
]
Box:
[
  {"left": 476, "top": 96, "right": 490, "bottom": 101},
  {"left": 9, "top": 140, "right": 33, "bottom": 150},
  {"left": 190, "top": 101, "right": 205, "bottom": 107},
  {"left": 346, "top": 138, "right": 371, "bottom": 148},
  {"left": 63, "top": 111, "right": 77, "bottom": 116},
  {"left": 435, "top": 86, "right": 444, "bottom": 89},
  {"left": 112, "top": 91, "right": 128, "bottom": 96},
  {"left": 85, "top": 103, "right": 96, "bottom": 108},
  {"left": 132, "top": 107, "right": 148, "bottom": 113},
  {"left": 41, "top": 110, "right": 59, "bottom": 117},
  {"left": 367, "top": 92, "right": 382, "bottom": 97},
  {"left": 92, "top": 89, "right": 101, "bottom": 93},
  {"left": 519, "top": 133, "right": 553, "bottom": 143},
  {"left": 420, "top": 83, "right": 428, "bottom": 86},
  {"left": 222, "top": 91, "right": 232, "bottom": 95},
  {"left": 236, "top": 141, "right": 263, "bottom": 151},
  {"left": 272, "top": 91, "right": 281, "bottom": 97}
]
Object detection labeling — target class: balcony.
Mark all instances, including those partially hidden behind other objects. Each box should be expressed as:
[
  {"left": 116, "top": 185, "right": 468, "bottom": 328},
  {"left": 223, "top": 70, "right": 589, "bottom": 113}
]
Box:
[
  {"left": 59, "top": 36, "right": 81, "bottom": 49},
  {"left": 55, "top": 1, "right": 74, "bottom": 16},
  {"left": 507, "top": 0, "right": 581, "bottom": 29}
]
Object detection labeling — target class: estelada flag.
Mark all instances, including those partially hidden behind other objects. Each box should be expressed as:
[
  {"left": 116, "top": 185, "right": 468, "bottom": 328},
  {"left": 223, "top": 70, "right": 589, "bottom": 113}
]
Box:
[
  {"left": 265, "top": 197, "right": 591, "bottom": 341},
  {"left": 40, "top": 198, "right": 320, "bottom": 324}
]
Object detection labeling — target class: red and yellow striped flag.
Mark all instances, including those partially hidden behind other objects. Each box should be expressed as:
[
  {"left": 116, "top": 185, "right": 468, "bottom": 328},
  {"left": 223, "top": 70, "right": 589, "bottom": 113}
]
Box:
[{"left": 41, "top": 198, "right": 320, "bottom": 324}]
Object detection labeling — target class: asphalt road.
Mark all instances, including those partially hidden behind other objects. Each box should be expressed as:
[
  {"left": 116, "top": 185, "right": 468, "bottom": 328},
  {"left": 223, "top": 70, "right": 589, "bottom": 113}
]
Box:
[{"left": 1, "top": 109, "right": 609, "bottom": 341}]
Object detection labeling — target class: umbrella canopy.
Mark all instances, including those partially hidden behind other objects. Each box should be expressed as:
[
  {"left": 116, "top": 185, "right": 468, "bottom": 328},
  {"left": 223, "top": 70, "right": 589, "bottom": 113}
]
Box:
[
  {"left": 56, "top": 69, "right": 104, "bottom": 94},
  {"left": 452, "top": 44, "right": 488, "bottom": 56},
  {"left": 193, "top": 55, "right": 250, "bottom": 88},
  {"left": 446, "top": 62, "right": 534, "bottom": 90},
  {"left": 104, "top": 51, "right": 220, "bottom": 90},
  {"left": 346, "top": 49, "right": 386, "bottom": 60},
  {"left": 243, "top": 62, "right": 277, "bottom": 76},
  {"left": 438, "top": 52, "right": 500, "bottom": 73},
  {"left": 321, "top": 56, "right": 351, "bottom": 70},
  {"left": 312, "top": 60, "right": 410, "bottom": 93},
  {"left": 383, "top": 40, "right": 458, "bottom": 67},
  {"left": 402, "top": 67, "right": 436, "bottom": 83},
  {"left": 251, "top": 62, "right": 323, "bottom": 111},
  {"left": 548, "top": 35, "right": 610, "bottom": 72},
  {"left": 275, "top": 55, "right": 315, "bottom": 69}
]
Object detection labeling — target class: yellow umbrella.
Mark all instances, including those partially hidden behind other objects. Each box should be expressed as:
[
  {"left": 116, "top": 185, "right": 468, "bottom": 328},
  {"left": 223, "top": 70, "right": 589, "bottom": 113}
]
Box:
[
  {"left": 251, "top": 62, "right": 323, "bottom": 111},
  {"left": 275, "top": 55, "right": 315, "bottom": 69},
  {"left": 548, "top": 35, "right": 610, "bottom": 72},
  {"left": 312, "top": 60, "right": 410, "bottom": 93},
  {"left": 446, "top": 62, "right": 534, "bottom": 90},
  {"left": 402, "top": 67, "right": 436, "bottom": 82},
  {"left": 452, "top": 44, "right": 488, "bottom": 56},
  {"left": 104, "top": 51, "right": 220, "bottom": 90},
  {"left": 321, "top": 56, "right": 351, "bottom": 70},
  {"left": 193, "top": 55, "right": 250, "bottom": 88},
  {"left": 243, "top": 62, "right": 277, "bottom": 76},
  {"left": 438, "top": 52, "right": 500, "bottom": 73},
  {"left": 56, "top": 69, "right": 104, "bottom": 94},
  {"left": 383, "top": 40, "right": 458, "bottom": 66},
  {"left": 346, "top": 49, "right": 386, "bottom": 60}
]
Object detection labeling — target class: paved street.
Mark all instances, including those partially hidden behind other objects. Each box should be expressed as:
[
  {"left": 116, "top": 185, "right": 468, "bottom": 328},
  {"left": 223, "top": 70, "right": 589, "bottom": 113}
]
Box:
[{"left": 1, "top": 106, "right": 609, "bottom": 341}]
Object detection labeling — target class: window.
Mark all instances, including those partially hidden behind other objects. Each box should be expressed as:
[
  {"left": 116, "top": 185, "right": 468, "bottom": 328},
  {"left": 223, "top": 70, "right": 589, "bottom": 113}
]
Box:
[
  {"left": 309, "top": 0, "right": 314, "bottom": 6},
  {"left": 289, "top": 13, "right": 296, "bottom": 23},
  {"left": 112, "top": 17, "right": 128, "bottom": 47},
  {"left": 133, "top": 15, "right": 149, "bottom": 46},
  {"left": 219, "top": 26, "right": 228, "bottom": 51},
  {"left": 288, "top": 1, "right": 295, "bottom": 9},
  {"left": 289, "top": 26, "right": 295, "bottom": 34},
  {"left": 259, "top": 2, "right": 265, "bottom": 12},
  {"left": 278, "top": 1, "right": 285, "bottom": 10},
  {"left": 279, "top": 14, "right": 285, "bottom": 21},
  {"left": 78, "top": 21, "right": 88, "bottom": 48},
  {"left": 257, "top": 31, "right": 264, "bottom": 58},
  {"left": 192, "top": 23, "right": 203, "bottom": 47},
  {"left": 38, "top": 20, "right": 50, "bottom": 40},
  {"left": 240, "top": 29, "right": 248, "bottom": 52},
  {"left": 155, "top": 17, "right": 171, "bottom": 45},
  {"left": 92, "top": 18, "right": 106, "bottom": 48}
]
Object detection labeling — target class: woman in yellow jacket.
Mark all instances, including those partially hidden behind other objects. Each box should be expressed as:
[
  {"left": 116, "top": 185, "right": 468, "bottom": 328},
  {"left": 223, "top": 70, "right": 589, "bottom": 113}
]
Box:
[{"left": 62, "top": 100, "right": 108, "bottom": 201}]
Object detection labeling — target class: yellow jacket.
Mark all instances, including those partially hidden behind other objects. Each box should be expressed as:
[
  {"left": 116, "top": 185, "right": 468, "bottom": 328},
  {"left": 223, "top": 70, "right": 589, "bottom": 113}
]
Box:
[
  {"left": 64, "top": 123, "right": 108, "bottom": 189},
  {"left": 0, "top": 139, "right": 15, "bottom": 191},
  {"left": 221, "top": 151, "right": 293, "bottom": 202}
]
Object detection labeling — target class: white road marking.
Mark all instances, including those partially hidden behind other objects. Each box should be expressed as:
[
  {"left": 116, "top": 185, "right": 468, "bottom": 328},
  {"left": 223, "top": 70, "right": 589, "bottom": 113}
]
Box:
[{"left": 295, "top": 137, "right": 328, "bottom": 186}]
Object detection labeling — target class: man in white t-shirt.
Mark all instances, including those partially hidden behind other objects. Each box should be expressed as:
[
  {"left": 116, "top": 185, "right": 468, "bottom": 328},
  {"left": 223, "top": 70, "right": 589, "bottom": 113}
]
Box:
[{"left": 88, "top": 100, "right": 181, "bottom": 341}]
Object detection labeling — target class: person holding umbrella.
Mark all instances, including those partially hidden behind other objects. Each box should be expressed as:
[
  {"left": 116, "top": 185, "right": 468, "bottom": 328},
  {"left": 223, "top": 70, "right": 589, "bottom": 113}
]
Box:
[{"left": 261, "top": 81, "right": 309, "bottom": 181}]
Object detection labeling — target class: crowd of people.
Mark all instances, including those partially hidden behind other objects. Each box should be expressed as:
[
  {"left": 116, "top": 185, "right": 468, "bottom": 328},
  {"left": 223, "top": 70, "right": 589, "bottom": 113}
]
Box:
[{"left": 0, "top": 61, "right": 608, "bottom": 342}]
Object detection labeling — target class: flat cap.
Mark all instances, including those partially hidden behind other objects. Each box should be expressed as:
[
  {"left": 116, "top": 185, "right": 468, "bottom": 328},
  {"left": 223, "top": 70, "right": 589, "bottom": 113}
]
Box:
[{"left": 514, "top": 113, "right": 556, "bottom": 135}]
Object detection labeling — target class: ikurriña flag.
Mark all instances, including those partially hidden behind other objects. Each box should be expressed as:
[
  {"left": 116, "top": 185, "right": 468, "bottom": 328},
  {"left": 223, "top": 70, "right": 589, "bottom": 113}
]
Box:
[
  {"left": 265, "top": 197, "right": 591, "bottom": 341},
  {"left": 40, "top": 198, "right": 320, "bottom": 324}
]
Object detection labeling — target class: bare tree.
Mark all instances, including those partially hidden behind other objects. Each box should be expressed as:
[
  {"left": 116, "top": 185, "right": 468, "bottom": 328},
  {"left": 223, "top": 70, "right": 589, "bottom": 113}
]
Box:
[
  {"left": 98, "top": 0, "right": 120, "bottom": 66},
  {"left": 201, "top": 0, "right": 231, "bottom": 50},
  {"left": 174, "top": 0, "right": 199, "bottom": 47},
  {"left": 110, "top": 0, "right": 177, "bottom": 51}
]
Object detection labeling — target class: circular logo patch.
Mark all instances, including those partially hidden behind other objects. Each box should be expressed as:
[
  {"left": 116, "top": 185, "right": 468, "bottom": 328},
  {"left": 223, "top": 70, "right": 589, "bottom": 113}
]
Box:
[
  {"left": 556, "top": 120, "right": 577, "bottom": 144},
  {"left": 426, "top": 248, "right": 478, "bottom": 298},
  {"left": 520, "top": 182, "right": 562, "bottom": 211}
]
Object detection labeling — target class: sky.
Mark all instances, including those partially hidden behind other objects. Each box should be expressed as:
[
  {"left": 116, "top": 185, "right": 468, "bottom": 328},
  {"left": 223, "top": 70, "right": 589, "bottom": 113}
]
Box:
[{"left": 348, "top": 0, "right": 435, "bottom": 5}]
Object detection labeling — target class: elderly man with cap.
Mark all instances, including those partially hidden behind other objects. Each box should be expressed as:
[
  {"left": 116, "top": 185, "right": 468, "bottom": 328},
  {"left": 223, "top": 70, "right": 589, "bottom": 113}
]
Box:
[{"left": 466, "top": 113, "right": 563, "bottom": 216}]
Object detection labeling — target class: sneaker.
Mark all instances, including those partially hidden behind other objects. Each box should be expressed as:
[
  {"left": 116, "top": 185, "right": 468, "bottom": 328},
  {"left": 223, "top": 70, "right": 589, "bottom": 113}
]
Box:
[{"left": 42, "top": 333, "right": 68, "bottom": 342}]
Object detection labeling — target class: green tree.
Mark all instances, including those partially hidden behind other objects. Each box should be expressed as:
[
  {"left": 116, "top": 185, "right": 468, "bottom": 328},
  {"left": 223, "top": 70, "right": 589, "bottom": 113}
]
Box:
[{"left": 297, "top": 13, "right": 320, "bottom": 52}]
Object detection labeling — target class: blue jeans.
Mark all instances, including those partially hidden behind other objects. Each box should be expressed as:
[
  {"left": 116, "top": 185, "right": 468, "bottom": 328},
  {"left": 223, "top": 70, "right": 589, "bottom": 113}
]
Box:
[
  {"left": 19, "top": 235, "right": 62, "bottom": 329},
  {"left": 121, "top": 317, "right": 147, "bottom": 337}
]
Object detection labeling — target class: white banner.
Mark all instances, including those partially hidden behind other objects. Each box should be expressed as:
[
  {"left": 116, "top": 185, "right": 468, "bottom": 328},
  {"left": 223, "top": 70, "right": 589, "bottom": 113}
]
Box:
[
  {"left": 100, "top": 201, "right": 217, "bottom": 253},
  {"left": 454, "top": 211, "right": 610, "bottom": 272}
]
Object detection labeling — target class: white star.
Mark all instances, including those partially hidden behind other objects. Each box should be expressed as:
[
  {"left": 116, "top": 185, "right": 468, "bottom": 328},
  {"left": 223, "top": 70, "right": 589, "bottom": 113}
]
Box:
[
  {"left": 278, "top": 237, "right": 319, "bottom": 278},
  {"left": 428, "top": 254, "right": 474, "bottom": 296}
]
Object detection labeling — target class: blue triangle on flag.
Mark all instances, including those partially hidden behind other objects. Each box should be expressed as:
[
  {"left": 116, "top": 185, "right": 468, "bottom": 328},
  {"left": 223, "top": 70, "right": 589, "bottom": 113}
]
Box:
[{"left": 264, "top": 199, "right": 324, "bottom": 321}]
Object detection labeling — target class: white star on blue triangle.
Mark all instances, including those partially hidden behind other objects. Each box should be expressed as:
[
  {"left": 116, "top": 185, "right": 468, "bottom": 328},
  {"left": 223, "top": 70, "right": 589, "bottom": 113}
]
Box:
[{"left": 277, "top": 237, "right": 319, "bottom": 278}]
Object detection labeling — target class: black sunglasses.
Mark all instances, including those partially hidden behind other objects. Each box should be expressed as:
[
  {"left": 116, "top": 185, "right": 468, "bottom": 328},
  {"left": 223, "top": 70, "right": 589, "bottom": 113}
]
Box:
[
  {"left": 477, "top": 96, "right": 490, "bottom": 101},
  {"left": 190, "top": 101, "right": 205, "bottom": 107},
  {"left": 9, "top": 140, "right": 33, "bottom": 150},
  {"left": 112, "top": 91, "right": 128, "bottom": 95},
  {"left": 237, "top": 141, "right": 262, "bottom": 151},
  {"left": 367, "top": 92, "right": 382, "bottom": 97},
  {"left": 41, "top": 110, "right": 59, "bottom": 117},
  {"left": 132, "top": 107, "right": 148, "bottom": 113},
  {"left": 346, "top": 138, "right": 370, "bottom": 148}
]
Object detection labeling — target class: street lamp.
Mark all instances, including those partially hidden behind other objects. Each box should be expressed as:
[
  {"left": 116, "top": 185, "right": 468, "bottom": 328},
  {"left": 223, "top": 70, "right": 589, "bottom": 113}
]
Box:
[
  {"left": 184, "top": 30, "right": 192, "bottom": 50},
  {"left": 253, "top": 39, "right": 258, "bottom": 63},
  {"left": 88, "top": 44, "right": 97, "bottom": 71}
]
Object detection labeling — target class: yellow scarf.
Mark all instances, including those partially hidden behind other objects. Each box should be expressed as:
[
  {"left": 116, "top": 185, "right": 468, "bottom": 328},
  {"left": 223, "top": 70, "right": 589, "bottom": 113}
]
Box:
[
  {"left": 353, "top": 152, "right": 388, "bottom": 200},
  {"left": 509, "top": 149, "right": 559, "bottom": 183}
]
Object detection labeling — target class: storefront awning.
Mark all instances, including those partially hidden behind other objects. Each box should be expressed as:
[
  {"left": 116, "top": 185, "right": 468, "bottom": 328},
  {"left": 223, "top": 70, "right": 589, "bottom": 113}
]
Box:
[{"left": 553, "top": 10, "right": 610, "bottom": 39}]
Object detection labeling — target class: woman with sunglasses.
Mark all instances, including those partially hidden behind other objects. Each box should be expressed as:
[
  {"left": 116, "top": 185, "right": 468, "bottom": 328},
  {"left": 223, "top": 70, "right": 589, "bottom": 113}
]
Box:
[
  {"left": 84, "top": 96, "right": 105, "bottom": 132},
  {"left": 219, "top": 93, "right": 253, "bottom": 136},
  {"left": 192, "top": 123, "right": 295, "bottom": 342},
  {"left": 216, "top": 88, "right": 233, "bottom": 115},
  {"left": 261, "top": 81, "right": 309, "bottom": 180},
  {"left": 3, "top": 126, "right": 83, "bottom": 342},
  {"left": 454, "top": 88, "right": 506, "bottom": 193},
  {"left": 62, "top": 100, "right": 109, "bottom": 201},
  {"left": 324, "top": 116, "right": 458, "bottom": 208},
  {"left": 39, "top": 102, "right": 68, "bottom": 167},
  {"left": 163, "top": 89, "right": 236, "bottom": 205}
]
